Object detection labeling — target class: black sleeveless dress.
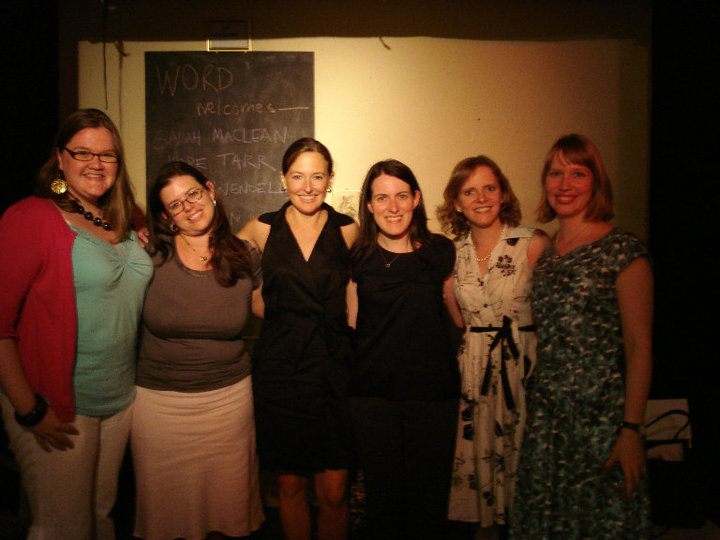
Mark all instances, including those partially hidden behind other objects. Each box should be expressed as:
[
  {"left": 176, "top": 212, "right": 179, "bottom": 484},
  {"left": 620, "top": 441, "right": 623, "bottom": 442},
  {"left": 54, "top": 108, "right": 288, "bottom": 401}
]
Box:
[{"left": 252, "top": 202, "right": 355, "bottom": 472}]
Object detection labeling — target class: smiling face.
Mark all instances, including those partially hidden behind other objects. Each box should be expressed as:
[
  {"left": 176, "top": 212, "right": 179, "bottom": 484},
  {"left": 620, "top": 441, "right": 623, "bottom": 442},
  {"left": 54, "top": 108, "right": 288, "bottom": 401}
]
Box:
[
  {"left": 57, "top": 127, "right": 118, "bottom": 206},
  {"left": 367, "top": 174, "right": 421, "bottom": 243},
  {"left": 282, "top": 151, "right": 333, "bottom": 216},
  {"left": 160, "top": 174, "right": 216, "bottom": 236},
  {"left": 544, "top": 153, "right": 594, "bottom": 220},
  {"left": 455, "top": 165, "right": 503, "bottom": 231}
]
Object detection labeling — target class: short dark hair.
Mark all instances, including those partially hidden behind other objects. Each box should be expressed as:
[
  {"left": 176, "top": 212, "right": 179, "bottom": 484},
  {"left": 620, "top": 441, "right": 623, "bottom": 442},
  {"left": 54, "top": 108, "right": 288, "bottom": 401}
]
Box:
[{"left": 281, "top": 137, "right": 334, "bottom": 175}]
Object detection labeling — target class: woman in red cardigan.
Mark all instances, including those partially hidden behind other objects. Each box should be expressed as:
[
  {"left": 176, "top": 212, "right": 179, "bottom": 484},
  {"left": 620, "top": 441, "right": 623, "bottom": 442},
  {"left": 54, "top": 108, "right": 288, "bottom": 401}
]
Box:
[{"left": 0, "top": 109, "right": 152, "bottom": 539}]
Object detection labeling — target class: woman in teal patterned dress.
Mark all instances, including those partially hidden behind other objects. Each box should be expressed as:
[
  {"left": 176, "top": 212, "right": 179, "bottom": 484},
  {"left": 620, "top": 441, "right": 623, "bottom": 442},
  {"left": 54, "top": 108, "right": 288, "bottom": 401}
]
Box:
[{"left": 510, "top": 134, "right": 653, "bottom": 539}]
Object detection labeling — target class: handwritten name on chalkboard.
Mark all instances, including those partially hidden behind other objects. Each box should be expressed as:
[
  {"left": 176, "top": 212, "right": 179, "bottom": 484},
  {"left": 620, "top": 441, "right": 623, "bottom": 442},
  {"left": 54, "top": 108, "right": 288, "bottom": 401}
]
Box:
[{"left": 145, "top": 51, "right": 314, "bottom": 230}]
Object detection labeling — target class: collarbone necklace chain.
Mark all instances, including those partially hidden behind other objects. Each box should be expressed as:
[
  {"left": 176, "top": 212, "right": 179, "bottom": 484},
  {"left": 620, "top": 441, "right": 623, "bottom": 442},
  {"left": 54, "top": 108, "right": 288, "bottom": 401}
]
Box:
[
  {"left": 378, "top": 240, "right": 412, "bottom": 268},
  {"left": 179, "top": 233, "right": 210, "bottom": 262},
  {"left": 379, "top": 249, "right": 401, "bottom": 268},
  {"left": 473, "top": 225, "right": 506, "bottom": 263}
]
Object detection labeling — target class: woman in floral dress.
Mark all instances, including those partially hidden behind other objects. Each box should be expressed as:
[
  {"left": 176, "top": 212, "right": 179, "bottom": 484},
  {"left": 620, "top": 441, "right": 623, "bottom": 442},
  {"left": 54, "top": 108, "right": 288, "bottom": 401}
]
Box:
[
  {"left": 438, "top": 156, "right": 548, "bottom": 539},
  {"left": 509, "top": 134, "right": 653, "bottom": 539}
]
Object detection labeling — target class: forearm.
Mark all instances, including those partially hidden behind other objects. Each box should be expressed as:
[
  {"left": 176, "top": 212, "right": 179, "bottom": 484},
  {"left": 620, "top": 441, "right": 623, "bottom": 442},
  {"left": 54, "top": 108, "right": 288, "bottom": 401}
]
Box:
[
  {"left": 616, "top": 257, "right": 654, "bottom": 426},
  {"left": 251, "top": 285, "right": 265, "bottom": 319},
  {"left": 622, "top": 344, "right": 652, "bottom": 425}
]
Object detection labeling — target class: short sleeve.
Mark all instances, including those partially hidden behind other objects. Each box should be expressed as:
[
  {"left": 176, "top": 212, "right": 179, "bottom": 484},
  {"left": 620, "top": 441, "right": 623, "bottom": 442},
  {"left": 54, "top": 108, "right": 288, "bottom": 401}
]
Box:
[
  {"left": 608, "top": 230, "right": 651, "bottom": 276},
  {"left": 420, "top": 234, "right": 455, "bottom": 282}
]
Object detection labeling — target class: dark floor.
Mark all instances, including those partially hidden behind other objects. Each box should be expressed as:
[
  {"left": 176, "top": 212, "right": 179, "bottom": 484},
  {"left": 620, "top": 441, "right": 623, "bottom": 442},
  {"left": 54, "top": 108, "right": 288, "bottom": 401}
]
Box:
[
  {"left": 2, "top": 448, "right": 719, "bottom": 539},
  {"left": 0, "top": 446, "right": 474, "bottom": 540}
]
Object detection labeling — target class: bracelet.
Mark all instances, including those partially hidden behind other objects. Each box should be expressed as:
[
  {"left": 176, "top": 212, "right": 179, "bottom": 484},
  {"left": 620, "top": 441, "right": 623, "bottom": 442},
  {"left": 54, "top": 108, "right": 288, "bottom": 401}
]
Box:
[
  {"left": 14, "top": 393, "right": 49, "bottom": 428},
  {"left": 620, "top": 421, "right": 641, "bottom": 432}
]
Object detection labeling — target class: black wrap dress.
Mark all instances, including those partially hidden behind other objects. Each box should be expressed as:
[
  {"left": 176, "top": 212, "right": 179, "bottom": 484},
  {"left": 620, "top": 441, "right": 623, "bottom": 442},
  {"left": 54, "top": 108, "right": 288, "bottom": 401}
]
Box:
[{"left": 252, "top": 202, "right": 355, "bottom": 472}]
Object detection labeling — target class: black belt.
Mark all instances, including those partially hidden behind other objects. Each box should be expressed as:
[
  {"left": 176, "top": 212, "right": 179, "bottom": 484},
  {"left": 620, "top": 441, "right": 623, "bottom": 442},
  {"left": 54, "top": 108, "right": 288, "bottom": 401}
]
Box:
[{"left": 469, "top": 315, "right": 535, "bottom": 410}]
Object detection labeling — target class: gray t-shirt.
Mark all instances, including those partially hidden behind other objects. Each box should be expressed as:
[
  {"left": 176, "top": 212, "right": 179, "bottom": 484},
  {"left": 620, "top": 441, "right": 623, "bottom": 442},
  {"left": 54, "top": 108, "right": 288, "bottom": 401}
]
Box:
[{"left": 136, "top": 241, "right": 261, "bottom": 392}]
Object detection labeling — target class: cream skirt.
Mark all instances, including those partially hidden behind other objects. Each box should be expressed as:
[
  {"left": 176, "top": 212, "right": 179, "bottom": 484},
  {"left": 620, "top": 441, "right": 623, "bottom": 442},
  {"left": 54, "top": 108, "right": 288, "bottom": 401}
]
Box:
[{"left": 131, "top": 376, "right": 264, "bottom": 540}]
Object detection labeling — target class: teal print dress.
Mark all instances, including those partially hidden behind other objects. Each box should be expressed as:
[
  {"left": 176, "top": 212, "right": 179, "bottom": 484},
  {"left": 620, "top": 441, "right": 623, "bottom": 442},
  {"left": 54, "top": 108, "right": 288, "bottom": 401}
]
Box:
[{"left": 509, "top": 228, "right": 651, "bottom": 539}]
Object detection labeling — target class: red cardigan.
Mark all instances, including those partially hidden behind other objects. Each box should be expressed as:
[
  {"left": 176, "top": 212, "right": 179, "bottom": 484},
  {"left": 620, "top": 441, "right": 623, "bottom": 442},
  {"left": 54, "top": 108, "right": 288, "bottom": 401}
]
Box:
[{"left": 0, "top": 197, "right": 78, "bottom": 421}]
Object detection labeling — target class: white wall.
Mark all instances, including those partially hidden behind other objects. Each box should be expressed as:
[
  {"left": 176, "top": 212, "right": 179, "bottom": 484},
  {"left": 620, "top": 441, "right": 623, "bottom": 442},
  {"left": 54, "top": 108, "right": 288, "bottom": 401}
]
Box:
[{"left": 78, "top": 36, "right": 649, "bottom": 238}]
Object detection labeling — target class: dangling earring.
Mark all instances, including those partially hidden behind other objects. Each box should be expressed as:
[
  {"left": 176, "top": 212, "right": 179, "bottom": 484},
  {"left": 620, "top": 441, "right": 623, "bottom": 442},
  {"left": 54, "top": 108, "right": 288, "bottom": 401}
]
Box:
[
  {"left": 212, "top": 198, "right": 217, "bottom": 207},
  {"left": 326, "top": 187, "right": 333, "bottom": 193},
  {"left": 170, "top": 223, "right": 178, "bottom": 233},
  {"left": 50, "top": 172, "right": 68, "bottom": 194}
]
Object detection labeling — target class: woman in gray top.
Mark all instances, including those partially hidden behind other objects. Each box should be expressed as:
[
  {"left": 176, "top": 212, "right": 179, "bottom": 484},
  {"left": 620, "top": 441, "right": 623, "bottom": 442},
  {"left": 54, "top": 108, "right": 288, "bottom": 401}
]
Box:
[{"left": 131, "top": 161, "right": 264, "bottom": 540}]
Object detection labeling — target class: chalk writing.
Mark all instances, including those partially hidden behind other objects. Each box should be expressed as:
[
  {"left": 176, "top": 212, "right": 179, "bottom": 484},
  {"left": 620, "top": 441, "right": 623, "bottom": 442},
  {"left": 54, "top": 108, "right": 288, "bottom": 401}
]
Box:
[
  {"left": 160, "top": 154, "right": 210, "bottom": 170},
  {"left": 154, "top": 64, "right": 233, "bottom": 97},
  {"left": 151, "top": 130, "right": 202, "bottom": 152},
  {"left": 146, "top": 51, "right": 314, "bottom": 230},
  {"left": 216, "top": 180, "right": 284, "bottom": 197},
  {"left": 216, "top": 153, "right": 275, "bottom": 171},
  {"left": 212, "top": 127, "right": 288, "bottom": 145},
  {"left": 196, "top": 100, "right": 271, "bottom": 116}
]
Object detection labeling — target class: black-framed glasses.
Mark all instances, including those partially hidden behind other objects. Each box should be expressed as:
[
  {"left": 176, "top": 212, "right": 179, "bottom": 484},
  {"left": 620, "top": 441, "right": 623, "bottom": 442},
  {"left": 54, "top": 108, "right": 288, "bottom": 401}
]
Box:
[
  {"left": 62, "top": 147, "right": 120, "bottom": 164},
  {"left": 166, "top": 187, "right": 205, "bottom": 215}
]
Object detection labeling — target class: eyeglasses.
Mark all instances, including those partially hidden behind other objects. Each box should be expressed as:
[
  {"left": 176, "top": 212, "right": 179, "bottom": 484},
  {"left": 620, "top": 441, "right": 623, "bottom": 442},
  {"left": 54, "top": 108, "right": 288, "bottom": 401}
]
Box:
[
  {"left": 166, "top": 187, "right": 205, "bottom": 215},
  {"left": 62, "top": 147, "right": 120, "bottom": 164}
]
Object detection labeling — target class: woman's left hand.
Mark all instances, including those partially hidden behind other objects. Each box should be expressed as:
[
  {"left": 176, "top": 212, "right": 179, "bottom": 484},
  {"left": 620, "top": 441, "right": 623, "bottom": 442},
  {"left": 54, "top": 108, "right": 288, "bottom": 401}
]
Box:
[
  {"left": 136, "top": 227, "right": 149, "bottom": 247},
  {"left": 603, "top": 428, "right": 645, "bottom": 496}
]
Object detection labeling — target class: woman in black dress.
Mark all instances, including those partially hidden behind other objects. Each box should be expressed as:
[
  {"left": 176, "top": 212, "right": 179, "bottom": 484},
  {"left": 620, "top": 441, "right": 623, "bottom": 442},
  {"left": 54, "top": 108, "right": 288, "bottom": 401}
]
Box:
[
  {"left": 347, "top": 159, "right": 460, "bottom": 540},
  {"left": 238, "top": 138, "right": 358, "bottom": 540}
]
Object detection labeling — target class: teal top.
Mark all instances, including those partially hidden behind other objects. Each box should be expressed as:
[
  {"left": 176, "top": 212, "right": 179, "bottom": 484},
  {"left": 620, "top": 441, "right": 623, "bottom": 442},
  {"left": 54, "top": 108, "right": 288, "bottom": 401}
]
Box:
[{"left": 69, "top": 225, "right": 153, "bottom": 416}]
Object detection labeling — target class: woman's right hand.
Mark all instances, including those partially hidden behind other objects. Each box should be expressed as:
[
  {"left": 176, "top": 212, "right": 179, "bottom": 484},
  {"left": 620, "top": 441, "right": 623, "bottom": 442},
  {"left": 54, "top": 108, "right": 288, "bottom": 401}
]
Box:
[{"left": 30, "top": 406, "right": 79, "bottom": 452}]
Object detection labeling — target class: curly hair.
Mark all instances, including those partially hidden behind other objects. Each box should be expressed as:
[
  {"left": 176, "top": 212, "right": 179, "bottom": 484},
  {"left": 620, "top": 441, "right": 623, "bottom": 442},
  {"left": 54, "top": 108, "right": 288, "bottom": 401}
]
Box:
[{"left": 437, "top": 155, "right": 521, "bottom": 239}]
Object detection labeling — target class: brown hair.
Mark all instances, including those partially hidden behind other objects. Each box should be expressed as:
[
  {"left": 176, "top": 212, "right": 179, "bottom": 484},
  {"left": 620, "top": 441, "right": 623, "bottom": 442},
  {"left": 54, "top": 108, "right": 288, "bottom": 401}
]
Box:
[
  {"left": 537, "top": 134, "right": 614, "bottom": 223},
  {"left": 281, "top": 137, "right": 334, "bottom": 175},
  {"left": 35, "top": 108, "right": 136, "bottom": 240},
  {"left": 147, "top": 161, "right": 251, "bottom": 287},
  {"left": 351, "top": 159, "right": 433, "bottom": 262},
  {"left": 437, "top": 155, "right": 521, "bottom": 239}
]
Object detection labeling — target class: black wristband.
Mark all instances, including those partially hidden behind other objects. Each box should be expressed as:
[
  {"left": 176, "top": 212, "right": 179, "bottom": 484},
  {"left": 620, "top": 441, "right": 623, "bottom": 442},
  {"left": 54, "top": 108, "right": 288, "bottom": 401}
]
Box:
[
  {"left": 621, "top": 421, "right": 641, "bottom": 432},
  {"left": 14, "top": 393, "right": 48, "bottom": 428}
]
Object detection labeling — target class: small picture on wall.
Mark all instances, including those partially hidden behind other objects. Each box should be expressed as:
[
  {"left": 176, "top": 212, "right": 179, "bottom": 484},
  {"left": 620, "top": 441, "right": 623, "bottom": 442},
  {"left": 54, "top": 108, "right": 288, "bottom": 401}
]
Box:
[{"left": 333, "top": 190, "right": 361, "bottom": 221}]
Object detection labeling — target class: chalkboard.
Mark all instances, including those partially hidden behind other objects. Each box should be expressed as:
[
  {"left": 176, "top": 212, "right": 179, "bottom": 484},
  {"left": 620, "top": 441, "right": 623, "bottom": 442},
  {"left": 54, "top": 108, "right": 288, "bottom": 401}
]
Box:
[{"left": 145, "top": 51, "right": 314, "bottom": 230}]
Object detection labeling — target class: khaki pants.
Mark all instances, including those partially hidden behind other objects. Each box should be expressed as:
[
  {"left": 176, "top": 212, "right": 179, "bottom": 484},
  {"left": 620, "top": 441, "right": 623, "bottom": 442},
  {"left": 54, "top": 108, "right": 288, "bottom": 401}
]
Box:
[{"left": 0, "top": 394, "right": 133, "bottom": 540}]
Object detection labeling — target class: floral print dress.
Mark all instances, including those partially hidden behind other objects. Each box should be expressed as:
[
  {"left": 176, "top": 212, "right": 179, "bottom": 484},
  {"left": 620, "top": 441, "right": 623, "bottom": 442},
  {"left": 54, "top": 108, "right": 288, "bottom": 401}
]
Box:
[
  {"left": 448, "top": 226, "right": 538, "bottom": 526},
  {"left": 509, "top": 228, "right": 651, "bottom": 539}
]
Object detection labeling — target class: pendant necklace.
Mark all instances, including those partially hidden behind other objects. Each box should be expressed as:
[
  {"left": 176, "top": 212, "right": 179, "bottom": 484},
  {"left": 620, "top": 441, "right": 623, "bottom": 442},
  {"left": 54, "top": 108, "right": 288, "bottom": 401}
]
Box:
[
  {"left": 179, "top": 234, "right": 210, "bottom": 262},
  {"left": 379, "top": 248, "right": 401, "bottom": 268},
  {"left": 378, "top": 248, "right": 401, "bottom": 268}
]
